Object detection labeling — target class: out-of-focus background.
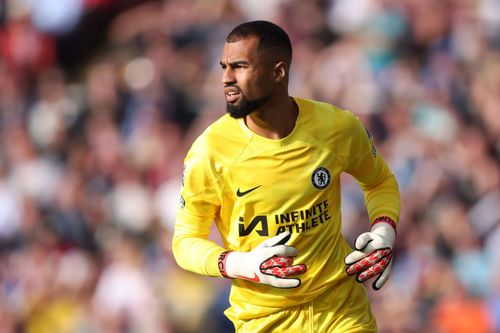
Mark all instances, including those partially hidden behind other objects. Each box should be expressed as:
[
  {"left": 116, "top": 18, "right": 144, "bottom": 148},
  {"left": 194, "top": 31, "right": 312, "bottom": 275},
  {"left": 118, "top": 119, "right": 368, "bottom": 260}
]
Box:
[{"left": 0, "top": 0, "right": 499, "bottom": 332}]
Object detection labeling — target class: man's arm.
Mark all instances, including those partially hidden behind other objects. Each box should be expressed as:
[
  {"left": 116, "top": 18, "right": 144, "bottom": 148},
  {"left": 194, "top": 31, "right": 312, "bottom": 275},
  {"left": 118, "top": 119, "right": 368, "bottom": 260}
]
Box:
[
  {"left": 172, "top": 213, "right": 226, "bottom": 277},
  {"left": 172, "top": 147, "right": 226, "bottom": 277},
  {"left": 343, "top": 116, "right": 400, "bottom": 289},
  {"left": 344, "top": 119, "right": 400, "bottom": 223}
]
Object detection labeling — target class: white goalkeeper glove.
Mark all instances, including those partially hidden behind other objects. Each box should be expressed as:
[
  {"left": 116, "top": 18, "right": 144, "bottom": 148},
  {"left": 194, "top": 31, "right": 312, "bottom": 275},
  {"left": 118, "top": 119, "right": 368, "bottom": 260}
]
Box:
[
  {"left": 345, "top": 217, "right": 396, "bottom": 290},
  {"left": 218, "top": 231, "right": 307, "bottom": 288}
]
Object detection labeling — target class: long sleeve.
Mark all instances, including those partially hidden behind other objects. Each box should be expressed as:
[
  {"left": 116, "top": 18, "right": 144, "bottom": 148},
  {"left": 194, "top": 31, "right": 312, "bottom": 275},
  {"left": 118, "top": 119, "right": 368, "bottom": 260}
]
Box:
[
  {"left": 172, "top": 213, "right": 225, "bottom": 277},
  {"left": 172, "top": 146, "right": 225, "bottom": 277},
  {"left": 344, "top": 117, "right": 400, "bottom": 223}
]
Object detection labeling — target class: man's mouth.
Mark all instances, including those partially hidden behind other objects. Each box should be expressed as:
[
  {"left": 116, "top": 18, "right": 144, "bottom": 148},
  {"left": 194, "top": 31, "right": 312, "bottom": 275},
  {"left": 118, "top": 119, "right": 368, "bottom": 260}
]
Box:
[{"left": 224, "top": 88, "right": 241, "bottom": 103}]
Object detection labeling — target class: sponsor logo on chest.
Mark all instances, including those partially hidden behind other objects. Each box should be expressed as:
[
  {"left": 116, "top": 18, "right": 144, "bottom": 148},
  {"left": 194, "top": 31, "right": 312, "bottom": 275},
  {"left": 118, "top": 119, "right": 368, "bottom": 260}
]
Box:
[{"left": 237, "top": 166, "right": 332, "bottom": 237}]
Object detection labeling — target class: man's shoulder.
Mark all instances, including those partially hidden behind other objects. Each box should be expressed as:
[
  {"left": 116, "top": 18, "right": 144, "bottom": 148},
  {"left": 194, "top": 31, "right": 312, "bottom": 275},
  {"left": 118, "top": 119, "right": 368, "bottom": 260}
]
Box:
[
  {"left": 295, "top": 97, "right": 359, "bottom": 129},
  {"left": 189, "top": 113, "right": 245, "bottom": 159}
]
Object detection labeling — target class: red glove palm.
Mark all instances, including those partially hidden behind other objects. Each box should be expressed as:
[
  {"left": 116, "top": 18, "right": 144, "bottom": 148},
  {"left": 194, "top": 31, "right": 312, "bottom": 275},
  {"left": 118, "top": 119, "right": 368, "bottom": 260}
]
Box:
[
  {"left": 345, "top": 219, "right": 396, "bottom": 290},
  {"left": 260, "top": 255, "right": 307, "bottom": 278},
  {"left": 219, "top": 232, "right": 307, "bottom": 288}
]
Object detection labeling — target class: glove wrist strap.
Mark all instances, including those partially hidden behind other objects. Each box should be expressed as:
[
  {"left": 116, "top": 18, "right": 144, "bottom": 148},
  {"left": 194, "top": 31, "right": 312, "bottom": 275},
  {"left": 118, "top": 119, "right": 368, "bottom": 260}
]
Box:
[
  {"left": 372, "top": 216, "right": 397, "bottom": 234},
  {"left": 218, "top": 250, "right": 232, "bottom": 278}
]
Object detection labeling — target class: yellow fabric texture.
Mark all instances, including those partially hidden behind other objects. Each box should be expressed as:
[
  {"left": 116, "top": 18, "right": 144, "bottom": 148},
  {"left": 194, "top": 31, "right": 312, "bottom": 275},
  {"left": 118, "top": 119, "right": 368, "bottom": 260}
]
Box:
[
  {"left": 172, "top": 97, "right": 400, "bottom": 326},
  {"left": 233, "top": 279, "right": 376, "bottom": 333}
]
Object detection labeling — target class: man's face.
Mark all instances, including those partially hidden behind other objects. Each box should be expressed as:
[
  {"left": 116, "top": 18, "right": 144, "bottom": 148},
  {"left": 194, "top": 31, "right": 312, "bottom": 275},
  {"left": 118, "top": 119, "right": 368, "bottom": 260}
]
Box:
[{"left": 220, "top": 37, "right": 274, "bottom": 118}]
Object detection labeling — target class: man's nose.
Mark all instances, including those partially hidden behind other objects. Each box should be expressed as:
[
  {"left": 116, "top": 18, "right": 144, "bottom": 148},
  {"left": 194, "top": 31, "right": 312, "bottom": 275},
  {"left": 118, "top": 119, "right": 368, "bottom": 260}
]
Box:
[{"left": 222, "top": 68, "right": 236, "bottom": 85}]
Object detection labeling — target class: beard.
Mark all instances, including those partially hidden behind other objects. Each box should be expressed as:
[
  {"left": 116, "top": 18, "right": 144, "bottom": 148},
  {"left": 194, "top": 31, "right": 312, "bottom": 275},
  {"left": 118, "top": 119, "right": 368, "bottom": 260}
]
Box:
[{"left": 226, "top": 93, "right": 272, "bottom": 119}]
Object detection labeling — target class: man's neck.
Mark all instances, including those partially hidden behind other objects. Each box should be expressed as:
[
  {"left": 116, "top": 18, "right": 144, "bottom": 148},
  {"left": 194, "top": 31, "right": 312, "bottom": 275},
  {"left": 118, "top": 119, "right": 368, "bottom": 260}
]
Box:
[{"left": 245, "top": 97, "right": 298, "bottom": 140}]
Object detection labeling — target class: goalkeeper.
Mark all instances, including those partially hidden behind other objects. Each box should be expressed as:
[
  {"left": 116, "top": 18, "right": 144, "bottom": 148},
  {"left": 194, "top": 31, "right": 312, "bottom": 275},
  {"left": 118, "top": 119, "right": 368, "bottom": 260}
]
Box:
[{"left": 172, "top": 20, "right": 400, "bottom": 333}]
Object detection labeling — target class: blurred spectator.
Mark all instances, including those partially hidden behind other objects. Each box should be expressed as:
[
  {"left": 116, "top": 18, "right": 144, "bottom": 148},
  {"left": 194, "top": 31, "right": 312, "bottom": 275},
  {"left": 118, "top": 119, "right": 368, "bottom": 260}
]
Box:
[{"left": 0, "top": 0, "right": 56, "bottom": 82}]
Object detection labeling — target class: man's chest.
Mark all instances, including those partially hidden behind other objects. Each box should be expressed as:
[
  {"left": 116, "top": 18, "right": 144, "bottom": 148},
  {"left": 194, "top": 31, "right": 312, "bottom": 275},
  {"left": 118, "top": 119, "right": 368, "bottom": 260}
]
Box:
[{"left": 218, "top": 145, "right": 344, "bottom": 242}]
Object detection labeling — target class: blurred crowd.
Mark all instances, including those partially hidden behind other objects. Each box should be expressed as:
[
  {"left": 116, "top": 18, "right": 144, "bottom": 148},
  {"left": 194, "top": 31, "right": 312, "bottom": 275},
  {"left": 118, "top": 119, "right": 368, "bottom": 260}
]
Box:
[{"left": 0, "top": 0, "right": 499, "bottom": 332}]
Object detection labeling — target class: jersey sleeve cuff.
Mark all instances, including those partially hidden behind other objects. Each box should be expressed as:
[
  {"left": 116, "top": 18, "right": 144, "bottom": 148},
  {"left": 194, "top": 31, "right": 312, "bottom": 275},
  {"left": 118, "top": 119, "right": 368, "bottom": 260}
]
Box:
[
  {"left": 218, "top": 250, "right": 232, "bottom": 278},
  {"left": 372, "top": 216, "right": 397, "bottom": 234}
]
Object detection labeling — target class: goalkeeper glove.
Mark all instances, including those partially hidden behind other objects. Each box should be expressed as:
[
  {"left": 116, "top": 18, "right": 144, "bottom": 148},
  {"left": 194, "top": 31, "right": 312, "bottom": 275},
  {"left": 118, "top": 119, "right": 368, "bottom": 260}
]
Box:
[
  {"left": 218, "top": 232, "right": 307, "bottom": 288},
  {"left": 345, "top": 217, "right": 396, "bottom": 290}
]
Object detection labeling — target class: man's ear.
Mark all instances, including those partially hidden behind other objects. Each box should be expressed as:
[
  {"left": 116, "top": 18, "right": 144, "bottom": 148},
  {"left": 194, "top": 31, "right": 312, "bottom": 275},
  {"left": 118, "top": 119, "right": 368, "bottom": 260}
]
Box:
[{"left": 273, "top": 61, "right": 287, "bottom": 82}]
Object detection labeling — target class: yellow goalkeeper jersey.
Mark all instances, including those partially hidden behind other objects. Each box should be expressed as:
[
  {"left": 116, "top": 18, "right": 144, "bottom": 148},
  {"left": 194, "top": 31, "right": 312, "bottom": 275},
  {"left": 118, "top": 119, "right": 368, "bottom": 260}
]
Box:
[{"left": 173, "top": 97, "right": 400, "bottom": 322}]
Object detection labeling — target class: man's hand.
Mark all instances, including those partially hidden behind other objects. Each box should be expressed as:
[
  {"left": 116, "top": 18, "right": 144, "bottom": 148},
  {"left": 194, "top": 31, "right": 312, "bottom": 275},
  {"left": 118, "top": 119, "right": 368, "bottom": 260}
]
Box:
[
  {"left": 218, "top": 232, "right": 307, "bottom": 288},
  {"left": 345, "top": 218, "right": 396, "bottom": 290}
]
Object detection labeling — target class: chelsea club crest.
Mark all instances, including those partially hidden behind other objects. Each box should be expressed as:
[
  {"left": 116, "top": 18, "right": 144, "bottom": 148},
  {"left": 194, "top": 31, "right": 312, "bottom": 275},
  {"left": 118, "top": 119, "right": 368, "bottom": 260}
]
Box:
[{"left": 311, "top": 167, "right": 331, "bottom": 189}]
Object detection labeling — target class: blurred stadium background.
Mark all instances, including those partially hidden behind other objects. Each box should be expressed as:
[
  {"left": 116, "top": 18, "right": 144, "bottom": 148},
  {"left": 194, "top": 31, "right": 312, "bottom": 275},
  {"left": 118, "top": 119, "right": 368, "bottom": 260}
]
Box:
[{"left": 0, "top": 0, "right": 499, "bottom": 332}]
